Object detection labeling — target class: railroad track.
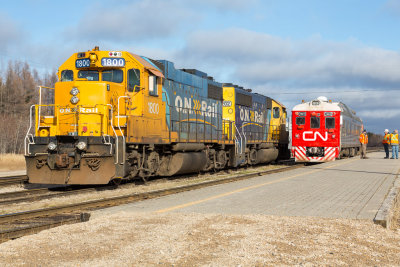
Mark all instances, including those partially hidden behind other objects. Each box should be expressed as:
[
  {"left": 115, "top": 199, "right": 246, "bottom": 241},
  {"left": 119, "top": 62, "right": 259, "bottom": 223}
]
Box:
[
  {"left": 0, "top": 175, "right": 28, "bottom": 187},
  {"left": 0, "top": 159, "right": 295, "bottom": 206},
  {"left": 0, "top": 184, "right": 118, "bottom": 205},
  {"left": 0, "top": 164, "right": 302, "bottom": 243}
]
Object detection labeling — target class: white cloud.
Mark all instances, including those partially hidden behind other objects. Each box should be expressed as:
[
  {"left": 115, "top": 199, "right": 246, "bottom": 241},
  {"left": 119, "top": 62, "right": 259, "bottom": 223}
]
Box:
[
  {"left": 175, "top": 28, "right": 400, "bottom": 89},
  {"left": 65, "top": 0, "right": 199, "bottom": 42},
  {"left": 0, "top": 13, "right": 25, "bottom": 52}
]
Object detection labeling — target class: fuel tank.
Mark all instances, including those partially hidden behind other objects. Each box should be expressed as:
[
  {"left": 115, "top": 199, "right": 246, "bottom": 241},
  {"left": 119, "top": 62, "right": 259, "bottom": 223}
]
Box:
[
  {"left": 255, "top": 147, "right": 278, "bottom": 164},
  {"left": 158, "top": 152, "right": 207, "bottom": 176}
]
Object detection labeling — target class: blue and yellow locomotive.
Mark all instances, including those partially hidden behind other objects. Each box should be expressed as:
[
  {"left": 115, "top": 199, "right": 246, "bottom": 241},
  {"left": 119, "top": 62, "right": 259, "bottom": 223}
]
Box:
[{"left": 25, "top": 47, "right": 288, "bottom": 184}]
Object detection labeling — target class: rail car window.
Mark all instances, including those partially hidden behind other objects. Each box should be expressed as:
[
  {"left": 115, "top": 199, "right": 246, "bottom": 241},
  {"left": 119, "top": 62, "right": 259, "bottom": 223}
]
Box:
[
  {"left": 273, "top": 107, "right": 280, "bottom": 118},
  {"left": 102, "top": 69, "right": 123, "bottom": 83},
  {"left": 60, "top": 70, "right": 73, "bottom": 82},
  {"left": 78, "top": 70, "right": 99, "bottom": 81},
  {"left": 296, "top": 117, "right": 305, "bottom": 125},
  {"left": 326, "top": 117, "right": 335, "bottom": 129},
  {"left": 128, "top": 69, "right": 140, "bottom": 92},
  {"left": 310, "top": 117, "right": 320, "bottom": 128}
]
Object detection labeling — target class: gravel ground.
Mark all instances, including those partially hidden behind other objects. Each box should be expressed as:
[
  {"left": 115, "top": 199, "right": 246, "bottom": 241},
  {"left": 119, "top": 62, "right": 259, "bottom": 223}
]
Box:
[
  {"left": 0, "top": 185, "right": 25, "bottom": 194},
  {"left": 1, "top": 212, "right": 400, "bottom": 266}
]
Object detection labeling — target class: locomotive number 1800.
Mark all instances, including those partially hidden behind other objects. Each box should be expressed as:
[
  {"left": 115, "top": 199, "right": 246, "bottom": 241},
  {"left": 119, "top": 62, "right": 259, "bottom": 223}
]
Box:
[
  {"left": 101, "top": 58, "right": 125, "bottom": 67},
  {"left": 148, "top": 102, "right": 159, "bottom": 114}
]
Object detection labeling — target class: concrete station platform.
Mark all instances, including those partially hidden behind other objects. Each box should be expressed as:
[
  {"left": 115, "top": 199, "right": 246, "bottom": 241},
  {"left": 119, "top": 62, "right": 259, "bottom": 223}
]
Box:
[{"left": 93, "top": 151, "right": 399, "bottom": 221}]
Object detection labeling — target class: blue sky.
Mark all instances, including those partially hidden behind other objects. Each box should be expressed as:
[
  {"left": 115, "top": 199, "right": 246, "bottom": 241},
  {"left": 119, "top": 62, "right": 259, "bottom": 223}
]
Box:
[{"left": 1, "top": 0, "right": 400, "bottom": 133}]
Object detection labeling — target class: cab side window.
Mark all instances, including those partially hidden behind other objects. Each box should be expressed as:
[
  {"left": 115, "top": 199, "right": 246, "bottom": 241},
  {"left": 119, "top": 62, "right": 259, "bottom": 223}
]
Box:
[
  {"left": 61, "top": 70, "right": 73, "bottom": 82},
  {"left": 128, "top": 69, "right": 141, "bottom": 92},
  {"left": 273, "top": 107, "right": 280, "bottom": 118},
  {"left": 149, "top": 75, "right": 158, "bottom": 96}
]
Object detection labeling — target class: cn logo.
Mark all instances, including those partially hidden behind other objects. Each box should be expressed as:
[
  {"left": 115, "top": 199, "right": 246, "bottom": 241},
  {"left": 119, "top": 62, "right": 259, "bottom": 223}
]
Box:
[{"left": 303, "top": 131, "right": 328, "bottom": 141}]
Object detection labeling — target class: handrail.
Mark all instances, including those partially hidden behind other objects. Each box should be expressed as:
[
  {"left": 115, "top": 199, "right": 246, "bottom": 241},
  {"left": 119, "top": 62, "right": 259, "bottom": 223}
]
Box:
[
  {"left": 117, "top": 95, "right": 130, "bottom": 164},
  {"left": 241, "top": 126, "right": 247, "bottom": 154},
  {"left": 37, "top": 86, "right": 55, "bottom": 132},
  {"left": 234, "top": 124, "right": 245, "bottom": 155},
  {"left": 106, "top": 104, "right": 118, "bottom": 164},
  {"left": 24, "top": 105, "right": 36, "bottom": 156}
]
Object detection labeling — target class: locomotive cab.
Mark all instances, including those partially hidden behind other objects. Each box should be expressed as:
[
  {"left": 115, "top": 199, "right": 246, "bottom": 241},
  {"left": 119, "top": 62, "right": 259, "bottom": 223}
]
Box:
[{"left": 25, "top": 47, "right": 169, "bottom": 184}]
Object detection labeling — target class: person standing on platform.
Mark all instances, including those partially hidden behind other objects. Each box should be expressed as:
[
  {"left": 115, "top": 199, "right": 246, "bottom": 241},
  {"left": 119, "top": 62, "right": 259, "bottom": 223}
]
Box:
[
  {"left": 359, "top": 130, "right": 368, "bottom": 159},
  {"left": 382, "top": 129, "right": 391, "bottom": 159},
  {"left": 390, "top": 130, "right": 399, "bottom": 159}
]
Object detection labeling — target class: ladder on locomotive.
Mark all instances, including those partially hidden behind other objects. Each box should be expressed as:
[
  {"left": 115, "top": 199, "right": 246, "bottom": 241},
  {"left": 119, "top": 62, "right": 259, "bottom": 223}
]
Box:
[{"left": 234, "top": 124, "right": 246, "bottom": 166}]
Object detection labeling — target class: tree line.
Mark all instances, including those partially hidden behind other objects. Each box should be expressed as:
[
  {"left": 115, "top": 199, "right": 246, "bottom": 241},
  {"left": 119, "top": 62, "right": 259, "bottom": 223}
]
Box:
[{"left": 0, "top": 61, "right": 56, "bottom": 154}]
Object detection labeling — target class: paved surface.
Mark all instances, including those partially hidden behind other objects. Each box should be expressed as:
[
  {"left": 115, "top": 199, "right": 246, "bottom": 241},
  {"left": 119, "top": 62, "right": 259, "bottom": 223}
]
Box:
[{"left": 93, "top": 151, "right": 399, "bottom": 220}]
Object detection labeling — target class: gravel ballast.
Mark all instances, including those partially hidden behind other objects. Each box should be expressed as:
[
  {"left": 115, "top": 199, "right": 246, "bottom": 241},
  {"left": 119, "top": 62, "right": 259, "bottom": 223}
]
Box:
[{"left": 0, "top": 212, "right": 399, "bottom": 266}]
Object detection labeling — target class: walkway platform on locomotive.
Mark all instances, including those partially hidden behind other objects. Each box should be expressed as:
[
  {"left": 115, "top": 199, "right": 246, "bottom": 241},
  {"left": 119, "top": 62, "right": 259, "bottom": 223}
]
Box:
[{"left": 92, "top": 151, "right": 399, "bottom": 221}]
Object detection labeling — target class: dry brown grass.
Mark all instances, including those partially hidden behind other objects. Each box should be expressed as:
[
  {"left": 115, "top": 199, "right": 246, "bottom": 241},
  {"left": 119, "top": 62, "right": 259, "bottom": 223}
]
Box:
[{"left": 0, "top": 153, "right": 25, "bottom": 171}]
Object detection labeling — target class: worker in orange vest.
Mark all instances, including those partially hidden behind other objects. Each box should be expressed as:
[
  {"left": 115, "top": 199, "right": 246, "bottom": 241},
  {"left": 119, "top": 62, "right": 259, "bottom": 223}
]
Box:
[
  {"left": 390, "top": 130, "right": 399, "bottom": 159},
  {"left": 382, "top": 129, "right": 390, "bottom": 159},
  {"left": 359, "top": 130, "right": 368, "bottom": 159}
]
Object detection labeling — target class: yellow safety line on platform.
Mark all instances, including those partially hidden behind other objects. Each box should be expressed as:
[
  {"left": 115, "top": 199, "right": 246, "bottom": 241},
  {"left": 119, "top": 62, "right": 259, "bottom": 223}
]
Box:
[{"left": 156, "top": 158, "right": 359, "bottom": 213}]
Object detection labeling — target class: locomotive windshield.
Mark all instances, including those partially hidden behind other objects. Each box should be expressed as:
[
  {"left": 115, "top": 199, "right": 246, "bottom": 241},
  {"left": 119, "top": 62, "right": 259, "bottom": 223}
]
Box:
[
  {"left": 310, "top": 117, "right": 320, "bottom": 128},
  {"left": 326, "top": 117, "right": 335, "bottom": 129},
  {"left": 102, "top": 69, "right": 123, "bottom": 83},
  {"left": 296, "top": 117, "right": 305, "bottom": 125},
  {"left": 60, "top": 70, "right": 73, "bottom": 81},
  {"left": 78, "top": 70, "right": 99, "bottom": 81}
]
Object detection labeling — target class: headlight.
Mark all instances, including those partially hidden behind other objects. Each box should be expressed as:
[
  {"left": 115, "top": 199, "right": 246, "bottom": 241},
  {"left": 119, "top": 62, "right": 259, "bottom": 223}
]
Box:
[
  {"left": 48, "top": 142, "right": 57, "bottom": 151},
  {"left": 70, "top": 87, "right": 79, "bottom": 96},
  {"left": 71, "top": 96, "right": 79, "bottom": 104},
  {"left": 76, "top": 141, "right": 87, "bottom": 151}
]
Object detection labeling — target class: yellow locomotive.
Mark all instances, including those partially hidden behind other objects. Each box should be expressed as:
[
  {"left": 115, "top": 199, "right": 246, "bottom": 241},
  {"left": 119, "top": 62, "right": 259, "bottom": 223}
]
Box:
[{"left": 25, "top": 47, "right": 288, "bottom": 184}]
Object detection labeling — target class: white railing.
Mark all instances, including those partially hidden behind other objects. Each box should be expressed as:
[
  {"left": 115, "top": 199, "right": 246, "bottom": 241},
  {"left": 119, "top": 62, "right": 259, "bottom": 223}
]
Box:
[{"left": 116, "top": 95, "right": 130, "bottom": 164}]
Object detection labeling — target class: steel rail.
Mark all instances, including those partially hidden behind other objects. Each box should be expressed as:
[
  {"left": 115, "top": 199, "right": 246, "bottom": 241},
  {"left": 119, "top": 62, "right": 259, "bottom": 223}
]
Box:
[
  {"left": 0, "top": 185, "right": 117, "bottom": 205},
  {"left": 0, "top": 164, "right": 301, "bottom": 226},
  {"left": 0, "top": 175, "right": 28, "bottom": 187},
  {"left": 0, "top": 164, "right": 301, "bottom": 242}
]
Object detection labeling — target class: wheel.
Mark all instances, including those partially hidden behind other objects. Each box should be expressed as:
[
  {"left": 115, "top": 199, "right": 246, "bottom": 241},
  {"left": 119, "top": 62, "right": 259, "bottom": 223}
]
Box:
[{"left": 110, "top": 178, "right": 121, "bottom": 186}]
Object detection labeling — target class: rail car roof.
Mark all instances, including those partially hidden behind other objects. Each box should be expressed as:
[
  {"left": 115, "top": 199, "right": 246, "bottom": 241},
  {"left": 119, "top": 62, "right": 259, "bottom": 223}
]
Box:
[{"left": 292, "top": 99, "right": 341, "bottom": 112}]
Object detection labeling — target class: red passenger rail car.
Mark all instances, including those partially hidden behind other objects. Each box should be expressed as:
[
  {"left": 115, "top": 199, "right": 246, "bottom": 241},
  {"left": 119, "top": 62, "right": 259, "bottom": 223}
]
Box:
[{"left": 291, "top": 97, "right": 363, "bottom": 162}]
